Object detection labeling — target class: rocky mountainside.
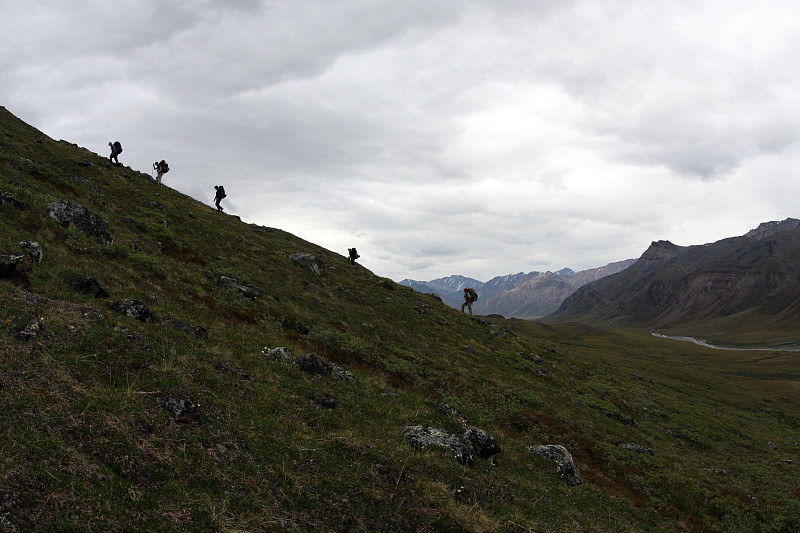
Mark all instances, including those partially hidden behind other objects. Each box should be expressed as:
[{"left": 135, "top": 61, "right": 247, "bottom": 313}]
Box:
[
  {"left": 3, "top": 106, "right": 799, "bottom": 531},
  {"left": 401, "top": 260, "right": 635, "bottom": 318},
  {"left": 548, "top": 219, "right": 800, "bottom": 342}
]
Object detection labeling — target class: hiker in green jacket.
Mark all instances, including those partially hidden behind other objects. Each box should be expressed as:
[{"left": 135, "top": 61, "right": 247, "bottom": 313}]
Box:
[{"left": 461, "top": 287, "right": 478, "bottom": 316}]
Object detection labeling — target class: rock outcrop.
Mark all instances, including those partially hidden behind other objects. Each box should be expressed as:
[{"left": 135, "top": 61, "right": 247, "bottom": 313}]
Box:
[
  {"left": 525, "top": 444, "right": 582, "bottom": 486},
  {"left": 403, "top": 425, "right": 475, "bottom": 467},
  {"left": 0, "top": 254, "right": 32, "bottom": 287},
  {"left": 47, "top": 201, "right": 113, "bottom": 244},
  {"left": 72, "top": 275, "right": 109, "bottom": 298},
  {"left": 463, "top": 426, "right": 502, "bottom": 464},
  {"left": 113, "top": 299, "right": 154, "bottom": 323},
  {"left": 290, "top": 253, "right": 324, "bottom": 275},
  {"left": 217, "top": 276, "right": 263, "bottom": 300},
  {"left": 15, "top": 241, "right": 42, "bottom": 263}
]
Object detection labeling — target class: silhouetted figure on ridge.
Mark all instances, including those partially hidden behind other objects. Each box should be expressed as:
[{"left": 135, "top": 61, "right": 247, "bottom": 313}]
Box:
[
  {"left": 214, "top": 185, "right": 226, "bottom": 212},
  {"left": 348, "top": 247, "right": 360, "bottom": 266},
  {"left": 153, "top": 160, "right": 169, "bottom": 187},
  {"left": 108, "top": 141, "right": 122, "bottom": 165}
]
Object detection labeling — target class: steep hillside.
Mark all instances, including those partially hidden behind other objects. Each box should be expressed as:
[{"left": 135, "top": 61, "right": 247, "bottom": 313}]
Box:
[
  {"left": 2, "top": 106, "right": 799, "bottom": 532},
  {"left": 402, "top": 261, "right": 635, "bottom": 319},
  {"left": 548, "top": 224, "right": 800, "bottom": 346}
]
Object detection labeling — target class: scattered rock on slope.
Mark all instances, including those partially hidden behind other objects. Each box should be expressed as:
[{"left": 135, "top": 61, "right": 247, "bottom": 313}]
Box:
[
  {"left": 290, "top": 253, "right": 324, "bottom": 275},
  {"left": 217, "top": 276, "right": 263, "bottom": 300},
  {"left": 0, "top": 254, "right": 32, "bottom": 287},
  {"left": 113, "top": 299, "right": 154, "bottom": 323},
  {"left": 72, "top": 275, "right": 109, "bottom": 298},
  {"left": 525, "top": 444, "right": 582, "bottom": 486},
  {"left": 47, "top": 201, "right": 113, "bottom": 244},
  {"left": 403, "top": 425, "right": 475, "bottom": 467}
]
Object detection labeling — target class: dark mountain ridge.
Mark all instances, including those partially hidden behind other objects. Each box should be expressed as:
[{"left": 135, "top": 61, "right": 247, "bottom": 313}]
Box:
[
  {"left": 548, "top": 219, "right": 800, "bottom": 344},
  {"left": 401, "top": 260, "right": 635, "bottom": 318}
]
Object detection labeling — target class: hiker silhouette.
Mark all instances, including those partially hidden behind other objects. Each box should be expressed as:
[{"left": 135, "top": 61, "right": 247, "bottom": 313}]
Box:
[
  {"left": 214, "top": 185, "right": 226, "bottom": 211},
  {"left": 108, "top": 141, "right": 122, "bottom": 165},
  {"left": 348, "top": 247, "right": 360, "bottom": 266},
  {"left": 153, "top": 160, "right": 169, "bottom": 187}
]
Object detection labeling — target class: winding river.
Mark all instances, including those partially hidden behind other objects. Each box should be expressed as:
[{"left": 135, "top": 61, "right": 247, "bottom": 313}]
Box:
[{"left": 650, "top": 332, "right": 800, "bottom": 352}]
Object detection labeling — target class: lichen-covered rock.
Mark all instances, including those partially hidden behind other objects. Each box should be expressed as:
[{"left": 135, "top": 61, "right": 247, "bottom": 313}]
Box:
[
  {"left": 619, "top": 443, "right": 654, "bottom": 455},
  {"left": 15, "top": 241, "right": 42, "bottom": 263},
  {"left": 525, "top": 444, "right": 582, "bottom": 486},
  {"left": 72, "top": 275, "right": 109, "bottom": 298},
  {"left": 113, "top": 299, "right": 154, "bottom": 323},
  {"left": 463, "top": 426, "right": 502, "bottom": 464},
  {"left": 47, "top": 201, "right": 113, "bottom": 244},
  {"left": 0, "top": 254, "right": 32, "bottom": 287},
  {"left": 294, "top": 354, "right": 333, "bottom": 376},
  {"left": 155, "top": 396, "right": 198, "bottom": 421},
  {"left": 13, "top": 319, "right": 44, "bottom": 340},
  {"left": 290, "top": 253, "right": 325, "bottom": 275},
  {"left": 434, "top": 403, "right": 470, "bottom": 424},
  {"left": 403, "top": 425, "right": 474, "bottom": 467},
  {"left": 167, "top": 318, "right": 208, "bottom": 338},
  {"left": 264, "top": 347, "right": 293, "bottom": 360},
  {"left": 217, "top": 276, "right": 263, "bottom": 300}
]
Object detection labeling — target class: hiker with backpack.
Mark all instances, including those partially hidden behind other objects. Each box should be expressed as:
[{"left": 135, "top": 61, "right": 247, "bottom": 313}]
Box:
[
  {"left": 153, "top": 160, "right": 169, "bottom": 187},
  {"left": 214, "top": 185, "right": 226, "bottom": 212},
  {"left": 108, "top": 141, "right": 122, "bottom": 165},
  {"left": 348, "top": 247, "right": 360, "bottom": 266},
  {"left": 461, "top": 287, "right": 478, "bottom": 316}
]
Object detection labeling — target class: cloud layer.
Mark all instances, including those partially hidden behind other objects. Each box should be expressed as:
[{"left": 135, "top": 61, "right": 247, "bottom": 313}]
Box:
[{"left": 3, "top": 0, "right": 799, "bottom": 281}]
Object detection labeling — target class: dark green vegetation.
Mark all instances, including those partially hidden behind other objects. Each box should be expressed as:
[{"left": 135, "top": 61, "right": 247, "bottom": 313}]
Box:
[{"left": 1, "top": 106, "right": 798, "bottom": 532}]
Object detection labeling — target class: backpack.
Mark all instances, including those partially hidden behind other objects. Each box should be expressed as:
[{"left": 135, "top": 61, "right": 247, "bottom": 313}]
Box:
[
  {"left": 113, "top": 141, "right": 122, "bottom": 154},
  {"left": 160, "top": 160, "right": 169, "bottom": 173},
  {"left": 466, "top": 288, "right": 478, "bottom": 302},
  {"left": 217, "top": 186, "right": 226, "bottom": 198}
]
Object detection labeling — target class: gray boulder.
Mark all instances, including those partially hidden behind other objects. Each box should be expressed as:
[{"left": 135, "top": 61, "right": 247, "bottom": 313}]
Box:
[
  {"left": 72, "top": 275, "right": 109, "bottom": 298},
  {"left": 0, "top": 190, "right": 25, "bottom": 208},
  {"left": 217, "top": 276, "right": 263, "bottom": 300},
  {"left": 13, "top": 319, "right": 44, "bottom": 340},
  {"left": 0, "top": 254, "right": 32, "bottom": 287},
  {"left": 264, "top": 347, "right": 293, "bottom": 360},
  {"left": 463, "top": 426, "right": 502, "bottom": 464},
  {"left": 15, "top": 241, "right": 42, "bottom": 263},
  {"left": 619, "top": 443, "right": 654, "bottom": 455},
  {"left": 403, "top": 425, "right": 474, "bottom": 467},
  {"left": 113, "top": 299, "right": 154, "bottom": 323},
  {"left": 290, "top": 253, "right": 325, "bottom": 275},
  {"left": 155, "top": 396, "right": 198, "bottom": 421},
  {"left": 434, "top": 402, "right": 470, "bottom": 424},
  {"left": 294, "top": 354, "right": 333, "bottom": 376},
  {"left": 167, "top": 318, "right": 208, "bottom": 338},
  {"left": 47, "top": 201, "right": 113, "bottom": 244},
  {"left": 525, "top": 444, "right": 582, "bottom": 486}
]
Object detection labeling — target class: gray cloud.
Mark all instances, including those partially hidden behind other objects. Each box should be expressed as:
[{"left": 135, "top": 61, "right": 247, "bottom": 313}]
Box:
[{"left": 2, "top": 0, "right": 799, "bottom": 281}]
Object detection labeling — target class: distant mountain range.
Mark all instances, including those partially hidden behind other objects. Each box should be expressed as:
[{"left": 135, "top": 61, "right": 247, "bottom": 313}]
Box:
[
  {"left": 399, "top": 259, "right": 636, "bottom": 318},
  {"left": 547, "top": 218, "right": 800, "bottom": 342}
]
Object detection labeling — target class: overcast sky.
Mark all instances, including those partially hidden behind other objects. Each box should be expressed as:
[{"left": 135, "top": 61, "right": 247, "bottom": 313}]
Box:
[{"left": 2, "top": 1, "right": 799, "bottom": 281}]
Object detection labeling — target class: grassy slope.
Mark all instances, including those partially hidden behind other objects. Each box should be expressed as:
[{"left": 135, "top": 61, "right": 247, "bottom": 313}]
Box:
[{"left": 1, "top": 106, "right": 798, "bottom": 532}]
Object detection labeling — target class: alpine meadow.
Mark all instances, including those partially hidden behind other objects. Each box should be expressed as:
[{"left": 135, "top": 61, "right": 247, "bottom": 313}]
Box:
[{"left": 1, "top": 106, "right": 799, "bottom": 532}]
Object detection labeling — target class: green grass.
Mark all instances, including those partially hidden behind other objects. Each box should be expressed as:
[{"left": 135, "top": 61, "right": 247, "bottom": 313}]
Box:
[{"left": 2, "top": 105, "right": 799, "bottom": 532}]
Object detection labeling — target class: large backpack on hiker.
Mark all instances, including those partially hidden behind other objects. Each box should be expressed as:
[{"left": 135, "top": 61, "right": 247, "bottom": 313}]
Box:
[
  {"left": 465, "top": 288, "right": 478, "bottom": 302},
  {"left": 160, "top": 160, "right": 169, "bottom": 173},
  {"left": 113, "top": 141, "right": 122, "bottom": 154}
]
